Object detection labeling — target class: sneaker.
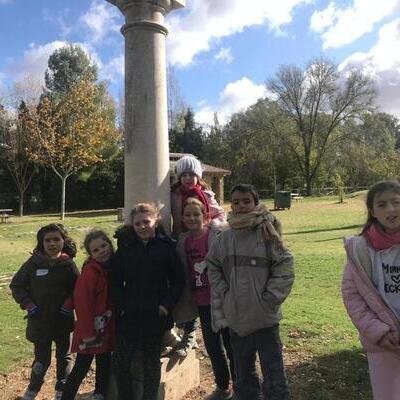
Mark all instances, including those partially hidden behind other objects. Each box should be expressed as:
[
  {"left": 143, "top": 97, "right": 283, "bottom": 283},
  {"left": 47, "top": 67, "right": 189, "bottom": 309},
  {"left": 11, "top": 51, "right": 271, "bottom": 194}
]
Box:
[
  {"left": 205, "top": 388, "right": 233, "bottom": 400},
  {"left": 162, "top": 328, "right": 181, "bottom": 348},
  {"left": 175, "top": 330, "right": 196, "bottom": 357},
  {"left": 54, "top": 391, "right": 63, "bottom": 400},
  {"left": 92, "top": 394, "right": 105, "bottom": 400},
  {"left": 19, "top": 390, "right": 38, "bottom": 400}
]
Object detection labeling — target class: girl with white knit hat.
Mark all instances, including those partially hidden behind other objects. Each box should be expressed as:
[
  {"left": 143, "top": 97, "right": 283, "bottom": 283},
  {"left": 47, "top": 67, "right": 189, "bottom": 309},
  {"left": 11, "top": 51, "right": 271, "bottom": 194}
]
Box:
[{"left": 171, "top": 155, "right": 226, "bottom": 357}]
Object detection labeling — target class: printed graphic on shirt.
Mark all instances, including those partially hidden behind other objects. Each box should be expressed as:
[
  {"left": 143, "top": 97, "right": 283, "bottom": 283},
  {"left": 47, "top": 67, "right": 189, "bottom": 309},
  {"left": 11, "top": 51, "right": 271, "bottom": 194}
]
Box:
[
  {"left": 382, "top": 263, "right": 400, "bottom": 293},
  {"left": 187, "top": 247, "right": 208, "bottom": 289}
]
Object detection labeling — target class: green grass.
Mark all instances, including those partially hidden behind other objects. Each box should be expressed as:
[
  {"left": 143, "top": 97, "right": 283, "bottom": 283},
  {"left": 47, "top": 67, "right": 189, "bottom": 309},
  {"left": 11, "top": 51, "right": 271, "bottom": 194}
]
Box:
[{"left": 0, "top": 198, "right": 373, "bottom": 399}]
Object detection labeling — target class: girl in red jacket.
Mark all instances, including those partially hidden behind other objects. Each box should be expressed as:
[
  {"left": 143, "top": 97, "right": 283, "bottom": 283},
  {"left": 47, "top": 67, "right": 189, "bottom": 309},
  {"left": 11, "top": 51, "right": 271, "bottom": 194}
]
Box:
[{"left": 61, "top": 230, "right": 115, "bottom": 400}]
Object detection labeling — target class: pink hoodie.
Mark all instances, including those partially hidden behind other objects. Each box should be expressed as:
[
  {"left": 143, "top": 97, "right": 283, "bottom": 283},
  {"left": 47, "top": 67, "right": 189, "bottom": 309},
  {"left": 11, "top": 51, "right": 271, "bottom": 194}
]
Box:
[{"left": 342, "top": 235, "right": 400, "bottom": 353}]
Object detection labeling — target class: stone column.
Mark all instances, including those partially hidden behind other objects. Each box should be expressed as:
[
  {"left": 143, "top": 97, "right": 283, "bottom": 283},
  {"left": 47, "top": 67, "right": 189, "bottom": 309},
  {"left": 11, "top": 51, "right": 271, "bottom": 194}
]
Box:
[{"left": 106, "top": 0, "right": 185, "bottom": 228}]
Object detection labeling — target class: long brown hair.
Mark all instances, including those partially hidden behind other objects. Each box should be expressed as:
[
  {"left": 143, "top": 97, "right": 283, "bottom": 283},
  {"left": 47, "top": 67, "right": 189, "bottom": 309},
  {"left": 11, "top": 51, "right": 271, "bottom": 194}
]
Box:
[
  {"left": 34, "top": 223, "right": 77, "bottom": 258},
  {"left": 361, "top": 180, "right": 400, "bottom": 234}
]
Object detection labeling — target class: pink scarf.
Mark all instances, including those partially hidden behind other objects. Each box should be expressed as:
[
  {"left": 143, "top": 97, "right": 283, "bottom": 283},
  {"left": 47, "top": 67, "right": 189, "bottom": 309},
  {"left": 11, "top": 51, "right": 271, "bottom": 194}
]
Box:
[
  {"left": 179, "top": 184, "right": 210, "bottom": 215},
  {"left": 364, "top": 223, "right": 400, "bottom": 251}
]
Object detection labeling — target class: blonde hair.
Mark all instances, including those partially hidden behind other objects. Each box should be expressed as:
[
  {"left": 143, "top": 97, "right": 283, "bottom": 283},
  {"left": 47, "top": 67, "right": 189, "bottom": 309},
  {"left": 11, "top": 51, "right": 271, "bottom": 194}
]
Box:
[
  {"left": 183, "top": 197, "right": 207, "bottom": 215},
  {"left": 129, "top": 203, "right": 161, "bottom": 223}
]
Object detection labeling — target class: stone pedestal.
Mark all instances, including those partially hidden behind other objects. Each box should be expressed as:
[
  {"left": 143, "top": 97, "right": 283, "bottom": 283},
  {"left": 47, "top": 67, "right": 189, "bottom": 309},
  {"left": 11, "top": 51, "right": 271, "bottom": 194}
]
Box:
[
  {"left": 106, "top": 0, "right": 185, "bottom": 229},
  {"left": 106, "top": 350, "right": 200, "bottom": 400},
  {"left": 159, "top": 350, "right": 200, "bottom": 400}
]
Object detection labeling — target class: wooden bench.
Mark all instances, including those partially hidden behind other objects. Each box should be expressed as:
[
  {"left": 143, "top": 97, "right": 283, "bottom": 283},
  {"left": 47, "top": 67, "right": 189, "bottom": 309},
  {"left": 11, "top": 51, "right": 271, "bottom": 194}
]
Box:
[
  {"left": 291, "top": 195, "right": 304, "bottom": 202},
  {"left": 0, "top": 209, "right": 12, "bottom": 223}
]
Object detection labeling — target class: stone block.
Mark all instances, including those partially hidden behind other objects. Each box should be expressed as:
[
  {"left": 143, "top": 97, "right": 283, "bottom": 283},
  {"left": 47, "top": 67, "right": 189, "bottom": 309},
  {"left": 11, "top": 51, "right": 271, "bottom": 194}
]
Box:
[
  {"left": 159, "top": 350, "right": 200, "bottom": 400},
  {"left": 106, "top": 349, "right": 200, "bottom": 400}
]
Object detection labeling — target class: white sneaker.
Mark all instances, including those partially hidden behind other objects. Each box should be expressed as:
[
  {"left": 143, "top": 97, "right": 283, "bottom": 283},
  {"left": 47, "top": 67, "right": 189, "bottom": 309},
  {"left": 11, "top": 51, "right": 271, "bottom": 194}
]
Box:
[
  {"left": 20, "top": 390, "right": 38, "bottom": 400},
  {"left": 54, "top": 391, "right": 63, "bottom": 400}
]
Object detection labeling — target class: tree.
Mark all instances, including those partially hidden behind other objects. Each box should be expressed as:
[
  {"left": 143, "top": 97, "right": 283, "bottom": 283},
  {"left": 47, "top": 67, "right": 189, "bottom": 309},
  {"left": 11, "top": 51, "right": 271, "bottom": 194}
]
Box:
[
  {"left": 45, "top": 44, "right": 97, "bottom": 94},
  {"left": 267, "top": 59, "right": 376, "bottom": 195},
  {"left": 25, "top": 80, "right": 119, "bottom": 219},
  {"left": 170, "top": 108, "right": 204, "bottom": 157},
  {"left": 167, "top": 65, "right": 187, "bottom": 130},
  {"left": 0, "top": 102, "right": 36, "bottom": 216}
]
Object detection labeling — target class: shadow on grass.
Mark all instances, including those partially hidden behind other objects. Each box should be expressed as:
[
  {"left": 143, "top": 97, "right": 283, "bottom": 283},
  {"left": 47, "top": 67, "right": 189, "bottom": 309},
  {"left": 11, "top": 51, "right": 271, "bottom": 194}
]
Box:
[
  {"left": 287, "top": 224, "right": 362, "bottom": 236},
  {"left": 288, "top": 349, "right": 371, "bottom": 400}
]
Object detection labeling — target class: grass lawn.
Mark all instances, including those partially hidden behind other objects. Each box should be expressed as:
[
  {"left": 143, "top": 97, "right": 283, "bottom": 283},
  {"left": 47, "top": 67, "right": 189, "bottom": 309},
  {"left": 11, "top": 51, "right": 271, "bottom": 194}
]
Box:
[{"left": 0, "top": 197, "right": 373, "bottom": 399}]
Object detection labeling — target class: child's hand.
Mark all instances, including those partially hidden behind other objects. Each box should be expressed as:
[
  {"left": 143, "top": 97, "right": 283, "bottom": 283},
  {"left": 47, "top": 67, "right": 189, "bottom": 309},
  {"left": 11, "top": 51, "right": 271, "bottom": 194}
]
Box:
[
  {"left": 379, "top": 331, "right": 399, "bottom": 350},
  {"left": 24, "top": 303, "right": 40, "bottom": 319},
  {"left": 159, "top": 305, "right": 168, "bottom": 317},
  {"left": 59, "top": 306, "right": 73, "bottom": 318}
]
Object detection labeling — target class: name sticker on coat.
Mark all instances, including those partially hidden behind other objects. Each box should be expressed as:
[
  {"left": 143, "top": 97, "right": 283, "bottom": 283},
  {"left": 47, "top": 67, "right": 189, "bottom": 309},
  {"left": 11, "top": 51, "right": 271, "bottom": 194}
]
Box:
[
  {"left": 251, "top": 259, "right": 257, "bottom": 265},
  {"left": 36, "top": 269, "right": 49, "bottom": 276}
]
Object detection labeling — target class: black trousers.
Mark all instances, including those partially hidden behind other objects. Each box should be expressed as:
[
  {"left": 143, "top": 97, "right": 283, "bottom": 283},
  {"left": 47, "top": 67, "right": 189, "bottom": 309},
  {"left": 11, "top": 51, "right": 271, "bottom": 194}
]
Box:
[
  {"left": 28, "top": 333, "right": 72, "bottom": 393},
  {"left": 198, "top": 305, "right": 235, "bottom": 391},
  {"left": 113, "top": 333, "right": 163, "bottom": 400},
  {"left": 61, "top": 352, "right": 111, "bottom": 400},
  {"left": 230, "top": 325, "right": 289, "bottom": 400}
]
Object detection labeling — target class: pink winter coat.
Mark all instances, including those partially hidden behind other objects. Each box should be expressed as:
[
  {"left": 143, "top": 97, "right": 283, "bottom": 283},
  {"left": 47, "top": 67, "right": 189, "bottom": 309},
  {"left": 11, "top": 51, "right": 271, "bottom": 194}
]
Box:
[{"left": 342, "top": 235, "right": 400, "bottom": 353}]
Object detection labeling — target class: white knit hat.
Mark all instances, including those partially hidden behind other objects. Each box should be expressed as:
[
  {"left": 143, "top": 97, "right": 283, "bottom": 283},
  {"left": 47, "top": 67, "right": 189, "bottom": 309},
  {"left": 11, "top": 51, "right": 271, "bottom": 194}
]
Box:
[{"left": 175, "top": 156, "right": 203, "bottom": 178}]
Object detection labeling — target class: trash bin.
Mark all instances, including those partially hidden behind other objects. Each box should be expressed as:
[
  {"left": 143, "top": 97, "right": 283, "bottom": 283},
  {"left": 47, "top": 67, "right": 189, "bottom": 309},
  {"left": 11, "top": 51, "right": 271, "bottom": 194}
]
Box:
[{"left": 275, "top": 191, "right": 291, "bottom": 210}]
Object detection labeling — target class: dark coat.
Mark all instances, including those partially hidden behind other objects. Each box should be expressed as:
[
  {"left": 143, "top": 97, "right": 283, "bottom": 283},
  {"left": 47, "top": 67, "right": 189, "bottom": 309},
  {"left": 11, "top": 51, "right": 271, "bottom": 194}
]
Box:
[
  {"left": 10, "top": 253, "right": 79, "bottom": 342},
  {"left": 112, "top": 226, "right": 185, "bottom": 339}
]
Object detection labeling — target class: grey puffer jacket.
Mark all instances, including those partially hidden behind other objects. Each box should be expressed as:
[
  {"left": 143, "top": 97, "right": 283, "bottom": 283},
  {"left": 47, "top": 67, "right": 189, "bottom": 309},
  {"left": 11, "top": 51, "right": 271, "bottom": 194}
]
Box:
[{"left": 206, "top": 227, "right": 294, "bottom": 337}]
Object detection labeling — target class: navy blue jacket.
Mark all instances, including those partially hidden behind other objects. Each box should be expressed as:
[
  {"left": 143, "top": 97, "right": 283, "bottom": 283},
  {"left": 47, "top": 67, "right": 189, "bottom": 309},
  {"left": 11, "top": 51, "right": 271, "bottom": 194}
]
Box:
[{"left": 112, "top": 225, "right": 185, "bottom": 338}]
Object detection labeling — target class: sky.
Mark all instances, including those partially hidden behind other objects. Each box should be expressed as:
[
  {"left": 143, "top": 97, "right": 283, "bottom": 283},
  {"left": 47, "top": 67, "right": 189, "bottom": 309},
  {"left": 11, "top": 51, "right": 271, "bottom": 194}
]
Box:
[{"left": 0, "top": 0, "right": 399, "bottom": 125}]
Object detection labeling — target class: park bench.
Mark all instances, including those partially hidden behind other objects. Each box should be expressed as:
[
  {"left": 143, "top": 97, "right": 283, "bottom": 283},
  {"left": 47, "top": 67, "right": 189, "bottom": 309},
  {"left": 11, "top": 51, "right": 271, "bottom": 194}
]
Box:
[
  {"left": 0, "top": 209, "right": 12, "bottom": 223},
  {"left": 290, "top": 191, "right": 303, "bottom": 202}
]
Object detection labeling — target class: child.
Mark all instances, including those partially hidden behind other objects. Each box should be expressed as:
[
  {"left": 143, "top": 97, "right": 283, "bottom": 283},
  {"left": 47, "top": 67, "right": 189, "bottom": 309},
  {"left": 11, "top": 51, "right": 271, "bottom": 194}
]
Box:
[
  {"left": 175, "top": 197, "right": 235, "bottom": 400},
  {"left": 207, "top": 184, "right": 294, "bottom": 400},
  {"left": 171, "top": 155, "right": 226, "bottom": 355},
  {"left": 171, "top": 155, "right": 225, "bottom": 238},
  {"left": 10, "top": 224, "right": 79, "bottom": 400},
  {"left": 112, "top": 203, "right": 185, "bottom": 400},
  {"left": 342, "top": 180, "right": 400, "bottom": 399},
  {"left": 61, "top": 230, "right": 115, "bottom": 400}
]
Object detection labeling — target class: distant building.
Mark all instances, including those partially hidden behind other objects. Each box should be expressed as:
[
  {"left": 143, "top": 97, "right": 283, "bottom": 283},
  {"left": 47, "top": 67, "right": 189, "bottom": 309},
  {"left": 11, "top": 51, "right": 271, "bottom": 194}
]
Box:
[{"left": 169, "top": 153, "right": 231, "bottom": 205}]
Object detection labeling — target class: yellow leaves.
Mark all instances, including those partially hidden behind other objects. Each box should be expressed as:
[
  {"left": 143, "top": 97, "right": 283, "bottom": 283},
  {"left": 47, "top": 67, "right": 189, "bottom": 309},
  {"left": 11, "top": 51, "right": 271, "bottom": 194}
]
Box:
[{"left": 22, "top": 79, "right": 120, "bottom": 176}]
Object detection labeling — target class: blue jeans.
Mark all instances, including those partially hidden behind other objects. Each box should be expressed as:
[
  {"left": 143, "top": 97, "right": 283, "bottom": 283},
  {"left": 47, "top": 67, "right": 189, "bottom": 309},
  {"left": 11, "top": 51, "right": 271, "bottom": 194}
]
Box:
[{"left": 230, "top": 325, "right": 289, "bottom": 400}]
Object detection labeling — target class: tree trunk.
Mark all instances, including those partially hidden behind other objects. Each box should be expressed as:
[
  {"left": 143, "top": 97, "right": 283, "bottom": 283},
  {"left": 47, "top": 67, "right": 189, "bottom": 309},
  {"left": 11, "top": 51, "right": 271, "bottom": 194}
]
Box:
[
  {"left": 60, "top": 175, "right": 67, "bottom": 220},
  {"left": 18, "top": 189, "right": 24, "bottom": 217},
  {"left": 306, "top": 177, "right": 313, "bottom": 196}
]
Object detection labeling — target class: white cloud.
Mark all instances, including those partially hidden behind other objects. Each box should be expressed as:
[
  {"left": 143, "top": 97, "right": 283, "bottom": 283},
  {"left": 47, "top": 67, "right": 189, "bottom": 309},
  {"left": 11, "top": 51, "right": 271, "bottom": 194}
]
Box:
[
  {"left": 166, "top": 0, "right": 312, "bottom": 67},
  {"left": 310, "top": 0, "right": 400, "bottom": 49},
  {"left": 100, "top": 53, "right": 124, "bottom": 83},
  {"left": 195, "top": 77, "right": 268, "bottom": 125},
  {"left": 215, "top": 47, "right": 234, "bottom": 64},
  {"left": 80, "top": 0, "right": 121, "bottom": 43},
  {"left": 339, "top": 19, "right": 400, "bottom": 117},
  {"left": 6, "top": 41, "right": 67, "bottom": 83},
  {"left": 5, "top": 41, "right": 102, "bottom": 86}
]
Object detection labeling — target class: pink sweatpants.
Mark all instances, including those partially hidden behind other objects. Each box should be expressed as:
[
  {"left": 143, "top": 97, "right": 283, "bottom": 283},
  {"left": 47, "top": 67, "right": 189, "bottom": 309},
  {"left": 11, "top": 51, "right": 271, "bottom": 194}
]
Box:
[{"left": 367, "top": 351, "right": 400, "bottom": 399}]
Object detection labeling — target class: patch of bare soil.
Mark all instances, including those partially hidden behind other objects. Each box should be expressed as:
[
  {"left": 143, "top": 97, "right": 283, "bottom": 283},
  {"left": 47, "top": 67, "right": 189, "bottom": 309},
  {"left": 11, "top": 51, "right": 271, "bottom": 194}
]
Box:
[{"left": 0, "top": 332, "right": 300, "bottom": 400}]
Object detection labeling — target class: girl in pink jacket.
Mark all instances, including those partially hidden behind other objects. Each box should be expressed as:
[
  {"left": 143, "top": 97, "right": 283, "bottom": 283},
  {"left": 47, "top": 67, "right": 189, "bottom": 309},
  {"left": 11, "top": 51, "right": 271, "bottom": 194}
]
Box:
[
  {"left": 342, "top": 180, "right": 400, "bottom": 400},
  {"left": 170, "top": 155, "right": 226, "bottom": 355}
]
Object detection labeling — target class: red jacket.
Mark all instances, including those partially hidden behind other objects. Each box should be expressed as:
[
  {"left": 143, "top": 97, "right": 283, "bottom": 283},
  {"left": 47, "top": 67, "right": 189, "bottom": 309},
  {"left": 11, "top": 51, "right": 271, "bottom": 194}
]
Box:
[{"left": 71, "top": 257, "right": 115, "bottom": 354}]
